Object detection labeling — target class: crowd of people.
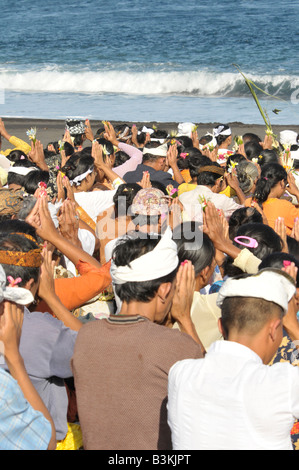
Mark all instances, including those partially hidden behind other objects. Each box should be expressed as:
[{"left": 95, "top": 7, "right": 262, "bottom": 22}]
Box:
[{"left": 0, "top": 116, "right": 299, "bottom": 450}]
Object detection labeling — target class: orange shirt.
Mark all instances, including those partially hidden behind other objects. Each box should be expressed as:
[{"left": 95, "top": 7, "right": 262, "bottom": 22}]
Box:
[
  {"left": 37, "top": 260, "right": 112, "bottom": 314},
  {"left": 246, "top": 197, "right": 299, "bottom": 235}
]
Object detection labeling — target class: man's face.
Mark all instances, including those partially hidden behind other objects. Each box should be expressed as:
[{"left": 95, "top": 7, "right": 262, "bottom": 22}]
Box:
[{"left": 158, "top": 157, "right": 167, "bottom": 172}]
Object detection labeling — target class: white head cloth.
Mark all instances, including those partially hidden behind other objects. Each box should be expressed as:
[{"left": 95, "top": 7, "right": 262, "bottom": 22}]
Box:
[
  {"left": 177, "top": 122, "right": 195, "bottom": 138},
  {"left": 213, "top": 125, "right": 232, "bottom": 138},
  {"left": 198, "top": 133, "right": 218, "bottom": 150},
  {"left": 0, "top": 264, "right": 34, "bottom": 305},
  {"left": 143, "top": 143, "right": 168, "bottom": 157},
  {"left": 280, "top": 130, "right": 298, "bottom": 147},
  {"left": 140, "top": 126, "right": 155, "bottom": 135},
  {"left": 216, "top": 268, "right": 296, "bottom": 313},
  {"left": 8, "top": 166, "right": 38, "bottom": 176},
  {"left": 70, "top": 168, "right": 93, "bottom": 186},
  {"left": 110, "top": 226, "right": 179, "bottom": 285}
]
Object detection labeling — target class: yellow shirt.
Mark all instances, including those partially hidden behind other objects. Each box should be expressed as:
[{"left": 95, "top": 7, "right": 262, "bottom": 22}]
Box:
[{"left": 1, "top": 136, "right": 31, "bottom": 157}]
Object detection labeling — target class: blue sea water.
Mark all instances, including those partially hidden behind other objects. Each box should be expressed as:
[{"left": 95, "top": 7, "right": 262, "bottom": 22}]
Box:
[{"left": 0, "top": 0, "right": 299, "bottom": 124}]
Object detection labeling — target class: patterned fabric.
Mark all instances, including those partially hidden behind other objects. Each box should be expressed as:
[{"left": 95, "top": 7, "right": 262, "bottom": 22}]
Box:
[
  {"left": 0, "top": 188, "right": 24, "bottom": 216},
  {"left": 0, "top": 368, "right": 51, "bottom": 450},
  {"left": 131, "top": 187, "right": 170, "bottom": 216},
  {"left": 270, "top": 329, "right": 299, "bottom": 450}
]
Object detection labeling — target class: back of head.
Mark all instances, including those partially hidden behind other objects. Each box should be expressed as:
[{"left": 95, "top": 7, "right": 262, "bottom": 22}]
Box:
[
  {"left": 259, "top": 252, "right": 299, "bottom": 286},
  {"left": 172, "top": 222, "right": 215, "bottom": 277},
  {"left": 213, "top": 124, "right": 232, "bottom": 146},
  {"left": 228, "top": 207, "right": 263, "bottom": 240},
  {"left": 113, "top": 183, "right": 142, "bottom": 218},
  {"left": 0, "top": 233, "right": 41, "bottom": 287},
  {"left": 188, "top": 154, "right": 211, "bottom": 179},
  {"left": 253, "top": 162, "right": 287, "bottom": 204},
  {"left": 23, "top": 170, "right": 50, "bottom": 195},
  {"left": 242, "top": 132, "right": 262, "bottom": 145},
  {"left": 222, "top": 222, "right": 283, "bottom": 278},
  {"left": 258, "top": 149, "right": 279, "bottom": 167},
  {"left": 7, "top": 149, "right": 28, "bottom": 163},
  {"left": 217, "top": 268, "right": 296, "bottom": 339},
  {"left": 235, "top": 160, "right": 259, "bottom": 195},
  {"left": 197, "top": 162, "right": 224, "bottom": 187},
  {"left": 244, "top": 141, "right": 263, "bottom": 160},
  {"left": 111, "top": 234, "right": 178, "bottom": 303}
]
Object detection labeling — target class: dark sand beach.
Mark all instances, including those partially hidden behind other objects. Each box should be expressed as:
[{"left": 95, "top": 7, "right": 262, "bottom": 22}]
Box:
[{"left": 1, "top": 118, "right": 298, "bottom": 152}]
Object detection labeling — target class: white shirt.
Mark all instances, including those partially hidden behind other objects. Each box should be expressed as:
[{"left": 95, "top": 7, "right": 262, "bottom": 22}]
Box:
[
  {"left": 178, "top": 185, "right": 242, "bottom": 223},
  {"left": 168, "top": 340, "right": 299, "bottom": 450},
  {"left": 74, "top": 189, "right": 116, "bottom": 222}
]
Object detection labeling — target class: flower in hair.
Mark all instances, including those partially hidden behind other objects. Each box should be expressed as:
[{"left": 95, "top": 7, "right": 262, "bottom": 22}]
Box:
[
  {"left": 180, "top": 153, "right": 189, "bottom": 159},
  {"left": 283, "top": 260, "right": 291, "bottom": 267},
  {"left": 7, "top": 276, "right": 22, "bottom": 287}
]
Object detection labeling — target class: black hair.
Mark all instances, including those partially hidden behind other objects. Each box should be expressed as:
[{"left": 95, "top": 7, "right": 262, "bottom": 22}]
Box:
[
  {"left": 61, "top": 153, "right": 94, "bottom": 184},
  {"left": 258, "top": 149, "right": 280, "bottom": 167},
  {"left": 150, "top": 181, "right": 169, "bottom": 195},
  {"left": 197, "top": 162, "right": 223, "bottom": 187},
  {"left": 22, "top": 170, "right": 50, "bottom": 195},
  {"left": 175, "top": 135, "right": 193, "bottom": 149},
  {"left": 7, "top": 159, "right": 38, "bottom": 188},
  {"left": 172, "top": 222, "right": 215, "bottom": 277},
  {"left": 72, "top": 134, "right": 85, "bottom": 147},
  {"left": 222, "top": 222, "right": 284, "bottom": 278},
  {"left": 286, "top": 236, "right": 299, "bottom": 261},
  {"left": 253, "top": 163, "right": 287, "bottom": 204},
  {"left": 214, "top": 125, "right": 231, "bottom": 146},
  {"left": 112, "top": 235, "right": 178, "bottom": 303},
  {"left": 228, "top": 207, "right": 263, "bottom": 240},
  {"left": 198, "top": 134, "right": 215, "bottom": 147},
  {"left": 244, "top": 141, "right": 263, "bottom": 161},
  {"left": 113, "top": 183, "right": 142, "bottom": 218},
  {"left": 114, "top": 150, "right": 130, "bottom": 167},
  {"left": 226, "top": 153, "right": 246, "bottom": 170},
  {"left": 177, "top": 147, "right": 202, "bottom": 171},
  {"left": 0, "top": 219, "right": 38, "bottom": 240},
  {"left": 220, "top": 294, "right": 283, "bottom": 339},
  {"left": 6, "top": 150, "right": 28, "bottom": 163},
  {"left": 0, "top": 233, "right": 40, "bottom": 287},
  {"left": 63, "top": 141, "right": 75, "bottom": 158},
  {"left": 242, "top": 133, "right": 262, "bottom": 145},
  {"left": 188, "top": 154, "right": 211, "bottom": 179},
  {"left": 259, "top": 252, "right": 299, "bottom": 286},
  {"left": 96, "top": 138, "right": 114, "bottom": 156}
]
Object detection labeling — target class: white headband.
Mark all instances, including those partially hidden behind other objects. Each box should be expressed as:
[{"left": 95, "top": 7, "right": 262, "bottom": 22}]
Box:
[
  {"left": 217, "top": 268, "right": 296, "bottom": 313},
  {"left": 213, "top": 126, "right": 232, "bottom": 138},
  {"left": 143, "top": 143, "right": 168, "bottom": 157},
  {"left": 8, "top": 166, "right": 38, "bottom": 176},
  {"left": 110, "top": 226, "right": 179, "bottom": 285},
  {"left": 70, "top": 168, "right": 93, "bottom": 186},
  {"left": 198, "top": 133, "right": 218, "bottom": 150}
]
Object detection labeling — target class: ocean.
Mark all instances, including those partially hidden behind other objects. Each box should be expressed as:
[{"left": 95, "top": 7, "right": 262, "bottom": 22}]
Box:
[{"left": 0, "top": 0, "right": 299, "bottom": 124}]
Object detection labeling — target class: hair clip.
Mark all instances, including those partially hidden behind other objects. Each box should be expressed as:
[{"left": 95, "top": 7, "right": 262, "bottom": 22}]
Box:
[
  {"left": 234, "top": 236, "right": 259, "bottom": 249},
  {"left": 263, "top": 177, "right": 268, "bottom": 181},
  {"left": 7, "top": 276, "right": 22, "bottom": 287}
]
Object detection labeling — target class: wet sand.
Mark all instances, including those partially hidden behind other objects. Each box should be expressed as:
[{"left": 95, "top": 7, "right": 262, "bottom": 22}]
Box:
[{"left": 1, "top": 117, "right": 298, "bottom": 151}]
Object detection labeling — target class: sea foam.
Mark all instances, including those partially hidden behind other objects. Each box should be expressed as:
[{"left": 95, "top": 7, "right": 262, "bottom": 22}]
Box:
[{"left": 0, "top": 67, "right": 298, "bottom": 99}]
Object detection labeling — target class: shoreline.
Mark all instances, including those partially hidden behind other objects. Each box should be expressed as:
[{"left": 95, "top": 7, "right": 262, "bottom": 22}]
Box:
[{"left": 1, "top": 117, "right": 298, "bottom": 151}]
